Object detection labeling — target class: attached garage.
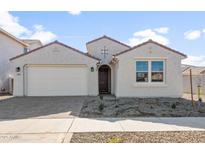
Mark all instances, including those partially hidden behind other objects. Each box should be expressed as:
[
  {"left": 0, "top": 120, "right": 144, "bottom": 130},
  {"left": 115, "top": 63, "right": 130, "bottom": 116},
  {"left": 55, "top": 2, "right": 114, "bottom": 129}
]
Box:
[
  {"left": 10, "top": 41, "right": 99, "bottom": 96},
  {"left": 25, "top": 65, "right": 88, "bottom": 96}
]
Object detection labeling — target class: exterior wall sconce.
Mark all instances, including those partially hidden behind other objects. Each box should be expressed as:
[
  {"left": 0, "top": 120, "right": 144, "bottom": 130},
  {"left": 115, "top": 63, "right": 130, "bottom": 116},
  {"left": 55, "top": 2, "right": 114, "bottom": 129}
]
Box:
[
  {"left": 16, "top": 67, "right": 21, "bottom": 72},
  {"left": 91, "top": 67, "right": 94, "bottom": 72}
]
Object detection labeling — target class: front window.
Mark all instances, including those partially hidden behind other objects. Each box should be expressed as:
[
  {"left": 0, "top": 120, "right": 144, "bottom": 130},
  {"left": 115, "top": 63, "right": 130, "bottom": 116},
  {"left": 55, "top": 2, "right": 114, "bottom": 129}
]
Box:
[
  {"left": 136, "top": 60, "right": 165, "bottom": 83},
  {"left": 136, "top": 61, "right": 148, "bottom": 82},
  {"left": 151, "top": 61, "right": 164, "bottom": 82}
]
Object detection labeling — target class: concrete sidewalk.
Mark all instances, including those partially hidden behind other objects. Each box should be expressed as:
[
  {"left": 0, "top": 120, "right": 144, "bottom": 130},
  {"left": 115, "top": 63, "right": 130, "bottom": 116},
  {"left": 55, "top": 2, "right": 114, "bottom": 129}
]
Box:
[
  {"left": 0, "top": 117, "right": 205, "bottom": 134},
  {"left": 69, "top": 117, "right": 205, "bottom": 132},
  {"left": 0, "top": 117, "right": 205, "bottom": 142}
]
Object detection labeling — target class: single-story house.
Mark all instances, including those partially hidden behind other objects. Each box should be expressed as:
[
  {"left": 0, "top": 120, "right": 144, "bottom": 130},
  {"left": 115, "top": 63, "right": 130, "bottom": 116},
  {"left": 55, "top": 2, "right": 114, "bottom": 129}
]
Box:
[
  {"left": 10, "top": 35, "right": 187, "bottom": 97},
  {"left": 182, "top": 65, "right": 205, "bottom": 95},
  {"left": 0, "top": 28, "right": 42, "bottom": 94}
]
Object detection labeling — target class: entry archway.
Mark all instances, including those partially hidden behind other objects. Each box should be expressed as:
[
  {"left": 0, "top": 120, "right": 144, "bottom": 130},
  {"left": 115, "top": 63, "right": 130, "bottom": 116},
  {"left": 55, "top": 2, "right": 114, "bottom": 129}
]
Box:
[{"left": 98, "top": 65, "right": 111, "bottom": 94}]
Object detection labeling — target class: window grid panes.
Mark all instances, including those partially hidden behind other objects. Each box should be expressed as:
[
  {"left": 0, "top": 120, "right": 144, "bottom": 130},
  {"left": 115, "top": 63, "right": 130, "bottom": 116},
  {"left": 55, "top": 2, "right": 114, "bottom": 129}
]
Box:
[
  {"left": 151, "top": 61, "right": 164, "bottom": 82},
  {"left": 136, "top": 60, "right": 164, "bottom": 83},
  {"left": 136, "top": 61, "right": 148, "bottom": 82}
]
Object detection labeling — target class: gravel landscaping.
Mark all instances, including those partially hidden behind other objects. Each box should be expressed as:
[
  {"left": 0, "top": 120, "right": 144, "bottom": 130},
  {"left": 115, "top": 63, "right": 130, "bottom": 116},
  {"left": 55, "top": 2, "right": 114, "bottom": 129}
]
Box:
[
  {"left": 71, "top": 131, "right": 205, "bottom": 143},
  {"left": 80, "top": 96, "right": 205, "bottom": 117}
]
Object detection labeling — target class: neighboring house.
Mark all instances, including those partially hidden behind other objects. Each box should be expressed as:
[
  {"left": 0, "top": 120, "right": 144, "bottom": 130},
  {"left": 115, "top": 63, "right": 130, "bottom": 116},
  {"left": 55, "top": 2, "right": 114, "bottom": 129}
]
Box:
[
  {"left": 10, "top": 35, "right": 187, "bottom": 97},
  {"left": 21, "top": 39, "right": 43, "bottom": 51},
  {"left": 182, "top": 65, "right": 205, "bottom": 95},
  {"left": 0, "top": 28, "right": 42, "bottom": 94}
]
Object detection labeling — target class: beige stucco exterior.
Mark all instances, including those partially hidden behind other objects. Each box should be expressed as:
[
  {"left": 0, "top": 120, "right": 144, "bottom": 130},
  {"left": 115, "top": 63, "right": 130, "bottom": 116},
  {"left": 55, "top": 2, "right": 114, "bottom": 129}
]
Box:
[
  {"left": 11, "top": 36, "right": 186, "bottom": 97},
  {"left": 86, "top": 36, "right": 130, "bottom": 94},
  {"left": 11, "top": 42, "right": 99, "bottom": 96},
  {"left": 114, "top": 42, "right": 185, "bottom": 97},
  {"left": 0, "top": 32, "right": 26, "bottom": 94},
  {"left": 87, "top": 37, "right": 130, "bottom": 64},
  {"left": 21, "top": 40, "right": 42, "bottom": 51}
]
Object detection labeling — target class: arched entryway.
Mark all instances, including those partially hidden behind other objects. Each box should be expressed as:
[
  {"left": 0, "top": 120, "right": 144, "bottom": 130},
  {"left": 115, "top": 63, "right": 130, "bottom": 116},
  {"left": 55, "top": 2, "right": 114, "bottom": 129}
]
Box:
[{"left": 98, "top": 65, "right": 111, "bottom": 94}]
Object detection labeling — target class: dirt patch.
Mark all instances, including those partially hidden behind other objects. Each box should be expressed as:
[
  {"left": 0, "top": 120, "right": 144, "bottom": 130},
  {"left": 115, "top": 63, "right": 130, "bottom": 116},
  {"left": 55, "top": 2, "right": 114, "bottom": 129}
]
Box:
[
  {"left": 80, "top": 96, "right": 205, "bottom": 117},
  {"left": 71, "top": 131, "right": 205, "bottom": 143}
]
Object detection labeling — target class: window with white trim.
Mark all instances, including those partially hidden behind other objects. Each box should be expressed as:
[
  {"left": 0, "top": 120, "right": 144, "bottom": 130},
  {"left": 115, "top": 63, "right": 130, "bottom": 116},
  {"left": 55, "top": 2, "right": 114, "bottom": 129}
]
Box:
[
  {"left": 151, "top": 61, "right": 164, "bottom": 82},
  {"left": 136, "top": 60, "right": 165, "bottom": 83},
  {"left": 136, "top": 61, "right": 148, "bottom": 82}
]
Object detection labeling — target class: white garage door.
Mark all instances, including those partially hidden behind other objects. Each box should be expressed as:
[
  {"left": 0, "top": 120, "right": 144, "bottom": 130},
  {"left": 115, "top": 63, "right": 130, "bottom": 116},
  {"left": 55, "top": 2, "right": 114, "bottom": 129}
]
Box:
[{"left": 26, "top": 65, "right": 88, "bottom": 96}]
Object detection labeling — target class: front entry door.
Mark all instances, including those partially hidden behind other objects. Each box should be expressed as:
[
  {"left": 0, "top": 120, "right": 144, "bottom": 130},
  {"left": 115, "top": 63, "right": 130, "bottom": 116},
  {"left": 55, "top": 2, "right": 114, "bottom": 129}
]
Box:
[{"left": 99, "top": 66, "right": 110, "bottom": 94}]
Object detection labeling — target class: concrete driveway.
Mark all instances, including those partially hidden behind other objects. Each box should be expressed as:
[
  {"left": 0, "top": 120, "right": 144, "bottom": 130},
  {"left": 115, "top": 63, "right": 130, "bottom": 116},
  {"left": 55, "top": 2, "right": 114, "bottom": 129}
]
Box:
[
  {"left": 0, "top": 96, "right": 84, "bottom": 143},
  {"left": 1, "top": 96, "right": 205, "bottom": 143},
  {"left": 0, "top": 96, "right": 84, "bottom": 119}
]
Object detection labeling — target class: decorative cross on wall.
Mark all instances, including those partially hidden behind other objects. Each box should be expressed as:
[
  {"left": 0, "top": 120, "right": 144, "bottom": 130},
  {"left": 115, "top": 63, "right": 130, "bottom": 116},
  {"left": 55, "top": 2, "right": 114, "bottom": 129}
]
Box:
[{"left": 101, "top": 46, "right": 109, "bottom": 59}]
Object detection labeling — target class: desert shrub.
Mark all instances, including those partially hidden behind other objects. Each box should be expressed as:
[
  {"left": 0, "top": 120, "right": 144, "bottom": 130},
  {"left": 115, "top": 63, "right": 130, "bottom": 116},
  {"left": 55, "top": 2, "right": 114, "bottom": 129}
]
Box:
[
  {"left": 171, "top": 103, "right": 176, "bottom": 109},
  {"left": 198, "top": 110, "right": 203, "bottom": 113},
  {"left": 107, "top": 137, "right": 124, "bottom": 143},
  {"left": 99, "top": 103, "right": 104, "bottom": 111},
  {"left": 99, "top": 95, "right": 103, "bottom": 100}
]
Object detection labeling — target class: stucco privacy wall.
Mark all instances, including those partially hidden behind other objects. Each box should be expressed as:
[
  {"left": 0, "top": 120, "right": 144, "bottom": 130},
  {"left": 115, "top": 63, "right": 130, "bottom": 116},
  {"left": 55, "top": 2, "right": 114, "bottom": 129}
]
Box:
[
  {"left": 183, "top": 75, "right": 205, "bottom": 95},
  {"left": 11, "top": 43, "right": 99, "bottom": 96},
  {"left": 87, "top": 37, "right": 130, "bottom": 94},
  {"left": 0, "top": 32, "right": 25, "bottom": 93},
  {"left": 115, "top": 42, "right": 185, "bottom": 97}
]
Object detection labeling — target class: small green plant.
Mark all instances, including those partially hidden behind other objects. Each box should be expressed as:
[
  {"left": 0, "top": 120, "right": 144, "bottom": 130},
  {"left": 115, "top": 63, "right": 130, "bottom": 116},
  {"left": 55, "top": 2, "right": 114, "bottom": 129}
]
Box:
[
  {"left": 198, "top": 110, "right": 204, "bottom": 113},
  {"left": 97, "top": 95, "right": 104, "bottom": 111},
  {"left": 99, "top": 103, "right": 104, "bottom": 111},
  {"left": 171, "top": 103, "right": 176, "bottom": 109},
  {"left": 99, "top": 95, "right": 103, "bottom": 100},
  {"left": 107, "top": 137, "right": 124, "bottom": 143}
]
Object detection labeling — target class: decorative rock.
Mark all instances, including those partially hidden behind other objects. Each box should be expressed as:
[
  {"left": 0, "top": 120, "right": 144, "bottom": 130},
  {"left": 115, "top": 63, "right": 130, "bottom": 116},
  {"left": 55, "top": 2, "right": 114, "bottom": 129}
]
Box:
[{"left": 80, "top": 96, "right": 205, "bottom": 117}]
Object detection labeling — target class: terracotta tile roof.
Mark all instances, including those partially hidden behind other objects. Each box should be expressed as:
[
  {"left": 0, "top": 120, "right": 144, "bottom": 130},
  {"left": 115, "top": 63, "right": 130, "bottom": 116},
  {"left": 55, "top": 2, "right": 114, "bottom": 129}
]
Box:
[
  {"left": 86, "top": 35, "right": 131, "bottom": 48},
  {"left": 114, "top": 39, "right": 187, "bottom": 58},
  {"left": 10, "top": 40, "right": 100, "bottom": 61}
]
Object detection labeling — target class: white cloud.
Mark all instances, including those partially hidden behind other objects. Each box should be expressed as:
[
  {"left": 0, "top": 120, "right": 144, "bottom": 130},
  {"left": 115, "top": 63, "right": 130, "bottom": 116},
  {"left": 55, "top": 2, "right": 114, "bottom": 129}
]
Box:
[
  {"left": 128, "top": 28, "right": 169, "bottom": 46},
  {"left": 184, "top": 30, "right": 201, "bottom": 40},
  {"left": 0, "top": 12, "right": 31, "bottom": 37},
  {"left": 68, "top": 11, "right": 81, "bottom": 15},
  {"left": 182, "top": 55, "right": 205, "bottom": 66},
  {"left": 0, "top": 12, "right": 57, "bottom": 44},
  {"left": 25, "top": 24, "right": 57, "bottom": 44},
  {"left": 154, "top": 27, "right": 169, "bottom": 34}
]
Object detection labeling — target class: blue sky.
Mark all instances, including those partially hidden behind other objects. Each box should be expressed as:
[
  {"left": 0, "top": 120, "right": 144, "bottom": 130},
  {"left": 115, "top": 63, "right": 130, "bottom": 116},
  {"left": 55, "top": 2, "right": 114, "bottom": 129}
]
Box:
[{"left": 1, "top": 12, "right": 205, "bottom": 66}]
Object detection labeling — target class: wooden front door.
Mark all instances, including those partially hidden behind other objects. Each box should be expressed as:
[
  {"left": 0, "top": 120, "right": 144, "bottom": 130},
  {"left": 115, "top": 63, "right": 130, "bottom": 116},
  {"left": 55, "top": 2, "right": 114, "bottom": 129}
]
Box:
[{"left": 99, "top": 65, "right": 110, "bottom": 94}]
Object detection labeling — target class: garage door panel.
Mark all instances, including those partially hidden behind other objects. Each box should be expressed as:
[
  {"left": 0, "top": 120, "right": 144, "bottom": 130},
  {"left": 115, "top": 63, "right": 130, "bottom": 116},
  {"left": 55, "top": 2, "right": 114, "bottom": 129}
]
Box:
[{"left": 26, "top": 66, "right": 88, "bottom": 96}]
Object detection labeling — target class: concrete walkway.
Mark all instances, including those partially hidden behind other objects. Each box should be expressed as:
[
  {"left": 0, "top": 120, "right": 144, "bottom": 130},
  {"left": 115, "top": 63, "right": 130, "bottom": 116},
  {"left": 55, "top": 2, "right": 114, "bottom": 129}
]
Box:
[
  {"left": 0, "top": 117, "right": 205, "bottom": 142},
  {"left": 1, "top": 117, "right": 205, "bottom": 134},
  {"left": 69, "top": 117, "right": 205, "bottom": 132}
]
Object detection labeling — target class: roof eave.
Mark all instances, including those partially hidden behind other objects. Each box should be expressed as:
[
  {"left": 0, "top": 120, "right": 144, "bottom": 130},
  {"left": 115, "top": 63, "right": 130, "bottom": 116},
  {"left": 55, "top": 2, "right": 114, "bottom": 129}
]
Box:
[
  {"left": 10, "top": 41, "right": 100, "bottom": 61},
  {"left": 0, "top": 28, "right": 29, "bottom": 47},
  {"left": 114, "top": 39, "right": 187, "bottom": 58},
  {"left": 86, "top": 35, "right": 131, "bottom": 49}
]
